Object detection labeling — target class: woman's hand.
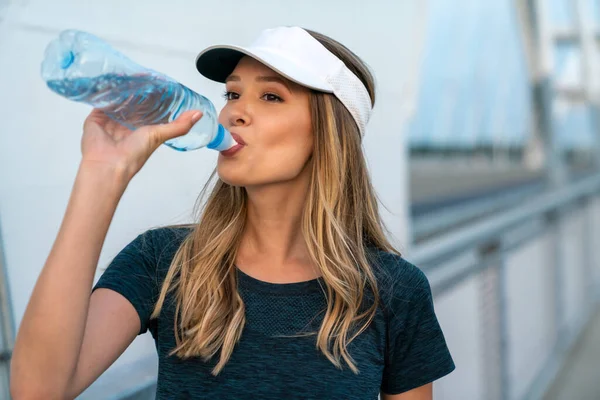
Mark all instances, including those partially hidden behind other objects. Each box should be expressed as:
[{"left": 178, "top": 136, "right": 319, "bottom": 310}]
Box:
[{"left": 80, "top": 108, "right": 202, "bottom": 181}]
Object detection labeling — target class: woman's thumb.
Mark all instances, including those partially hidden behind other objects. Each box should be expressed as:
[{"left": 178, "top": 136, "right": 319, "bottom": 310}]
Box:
[{"left": 150, "top": 110, "right": 203, "bottom": 147}]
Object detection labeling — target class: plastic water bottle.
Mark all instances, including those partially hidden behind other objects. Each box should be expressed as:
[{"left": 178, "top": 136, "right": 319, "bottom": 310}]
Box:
[{"left": 40, "top": 29, "right": 236, "bottom": 152}]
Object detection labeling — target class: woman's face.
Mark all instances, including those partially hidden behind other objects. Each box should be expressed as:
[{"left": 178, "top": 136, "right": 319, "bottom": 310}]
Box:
[{"left": 217, "top": 56, "right": 313, "bottom": 188}]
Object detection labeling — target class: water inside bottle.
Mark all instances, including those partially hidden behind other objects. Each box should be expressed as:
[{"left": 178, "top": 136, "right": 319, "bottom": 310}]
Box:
[{"left": 46, "top": 73, "right": 215, "bottom": 151}]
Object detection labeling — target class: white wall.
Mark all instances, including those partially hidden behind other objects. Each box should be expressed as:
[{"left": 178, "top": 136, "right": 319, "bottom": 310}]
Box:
[{"left": 0, "top": 0, "right": 426, "bottom": 396}]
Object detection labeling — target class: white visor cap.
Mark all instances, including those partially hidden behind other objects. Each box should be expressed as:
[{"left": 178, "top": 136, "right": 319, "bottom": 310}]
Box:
[{"left": 195, "top": 26, "right": 373, "bottom": 136}]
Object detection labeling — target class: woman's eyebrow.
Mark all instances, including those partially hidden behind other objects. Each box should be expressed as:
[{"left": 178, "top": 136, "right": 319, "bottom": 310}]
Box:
[
  {"left": 225, "top": 74, "right": 293, "bottom": 93},
  {"left": 255, "top": 75, "right": 293, "bottom": 93}
]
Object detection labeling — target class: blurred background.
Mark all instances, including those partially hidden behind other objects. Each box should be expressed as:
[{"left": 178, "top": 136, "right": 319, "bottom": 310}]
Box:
[{"left": 0, "top": 0, "right": 599, "bottom": 399}]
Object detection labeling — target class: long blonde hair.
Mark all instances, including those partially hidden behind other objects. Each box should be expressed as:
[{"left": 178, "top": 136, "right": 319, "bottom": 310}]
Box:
[{"left": 150, "top": 29, "right": 400, "bottom": 375}]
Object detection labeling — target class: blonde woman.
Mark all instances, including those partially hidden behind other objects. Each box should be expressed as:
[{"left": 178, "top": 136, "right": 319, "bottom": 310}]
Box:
[{"left": 11, "top": 27, "right": 455, "bottom": 399}]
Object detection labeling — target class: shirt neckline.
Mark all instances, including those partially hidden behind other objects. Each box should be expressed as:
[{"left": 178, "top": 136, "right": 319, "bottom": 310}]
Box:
[{"left": 235, "top": 265, "right": 325, "bottom": 296}]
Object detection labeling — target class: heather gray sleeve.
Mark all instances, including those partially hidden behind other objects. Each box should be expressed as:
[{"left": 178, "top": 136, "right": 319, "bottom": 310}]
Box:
[
  {"left": 380, "top": 262, "right": 455, "bottom": 394},
  {"left": 92, "top": 231, "right": 159, "bottom": 335}
]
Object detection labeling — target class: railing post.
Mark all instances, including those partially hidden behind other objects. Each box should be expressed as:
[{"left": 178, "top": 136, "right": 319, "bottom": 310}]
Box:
[
  {"left": 548, "top": 208, "right": 567, "bottom": 355},
  {"left": 0, "top": 217, "right": 14, "bottom": 400},
  {"left": 479, "top": 240, "right": 509, "bottom": 400}
]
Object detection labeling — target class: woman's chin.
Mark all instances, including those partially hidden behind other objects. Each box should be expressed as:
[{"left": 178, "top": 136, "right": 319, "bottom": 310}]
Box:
[{"left": 217, "top": 169, "right": 251, "bottom": 187}]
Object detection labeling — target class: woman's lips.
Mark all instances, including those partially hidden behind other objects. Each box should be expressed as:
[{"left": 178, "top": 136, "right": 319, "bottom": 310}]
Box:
[
  {"left": 220, "top": 132, "right": 246, "bottom": 157},
  {"left": 229, "top": 132, "right": 246, "bottom": 145},
  {"left": 220, "top": 144, "right": 244, "bottom": 157}
]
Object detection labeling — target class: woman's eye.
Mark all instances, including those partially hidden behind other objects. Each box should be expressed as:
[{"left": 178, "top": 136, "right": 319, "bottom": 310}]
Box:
[
  {"left": 223, "top": 91, "right": 239, "bottom": 101},
  {"left": 262, "top": 93, "right": 283, "bottom": 102},
  {"left": 223, "top": 91, "right": 282, "bottom": 102}
]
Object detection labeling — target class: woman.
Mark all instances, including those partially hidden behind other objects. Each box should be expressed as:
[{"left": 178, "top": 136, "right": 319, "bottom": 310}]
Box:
[{"left": 11, "top": 26, "right": 455, "bottom": 399}]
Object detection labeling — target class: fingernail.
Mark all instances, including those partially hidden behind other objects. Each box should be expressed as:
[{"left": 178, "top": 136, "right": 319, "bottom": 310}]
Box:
[{"left": 192, "top": 112, "right": 201, "bottom": 122}]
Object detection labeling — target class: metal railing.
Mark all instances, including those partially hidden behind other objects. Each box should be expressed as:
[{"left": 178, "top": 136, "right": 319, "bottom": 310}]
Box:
[{"left": 409, "top": 172, "right": 600, "bottom": 400}]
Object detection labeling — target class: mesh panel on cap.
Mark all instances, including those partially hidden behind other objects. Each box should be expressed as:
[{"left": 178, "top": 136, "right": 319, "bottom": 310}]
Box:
[{"left": 325, "top": 67, "right": 372, "bottom": 136}]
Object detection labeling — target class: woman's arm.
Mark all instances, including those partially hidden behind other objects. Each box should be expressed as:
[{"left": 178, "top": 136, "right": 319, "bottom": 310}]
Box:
[
  {"left": 381, "top": 382, "right": 433, "bottom": 400},
  {"left": 10, "top": 163, "right": 132, "bottom": 398}
]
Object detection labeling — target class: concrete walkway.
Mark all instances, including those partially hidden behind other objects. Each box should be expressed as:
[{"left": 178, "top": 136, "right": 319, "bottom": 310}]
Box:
[{"left": 544, "top": 308, "right": 600, "bottom": 400}]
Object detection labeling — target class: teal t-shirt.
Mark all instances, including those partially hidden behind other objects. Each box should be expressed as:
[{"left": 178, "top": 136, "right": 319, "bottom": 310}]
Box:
[{"left": 93, "top": 227, "right": 455, "bottom": 399}]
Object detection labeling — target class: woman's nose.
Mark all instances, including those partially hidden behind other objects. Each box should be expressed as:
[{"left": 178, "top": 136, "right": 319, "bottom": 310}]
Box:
[{"left": 228, "top": 100, "right": 251, "bottom": 127}]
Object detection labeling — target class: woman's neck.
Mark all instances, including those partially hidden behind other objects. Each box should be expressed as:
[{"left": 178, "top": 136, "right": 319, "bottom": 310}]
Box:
[{"left": 240, "top": 180, "right": 310, "bottom": 265}]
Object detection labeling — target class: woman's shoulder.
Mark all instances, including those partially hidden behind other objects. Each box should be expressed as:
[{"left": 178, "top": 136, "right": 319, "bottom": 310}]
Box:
[
  {"left": 137, "top": 224, "right": 195, "bottom": 267},
  {"left": 365, "top": 247, "right": 433, "bottom": 311},
  {"left": 367, "top": 248, "right": 428, "bottom": 287},
  {"left": 144, "top": 223, "right": 194, "bottom": 244}
]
